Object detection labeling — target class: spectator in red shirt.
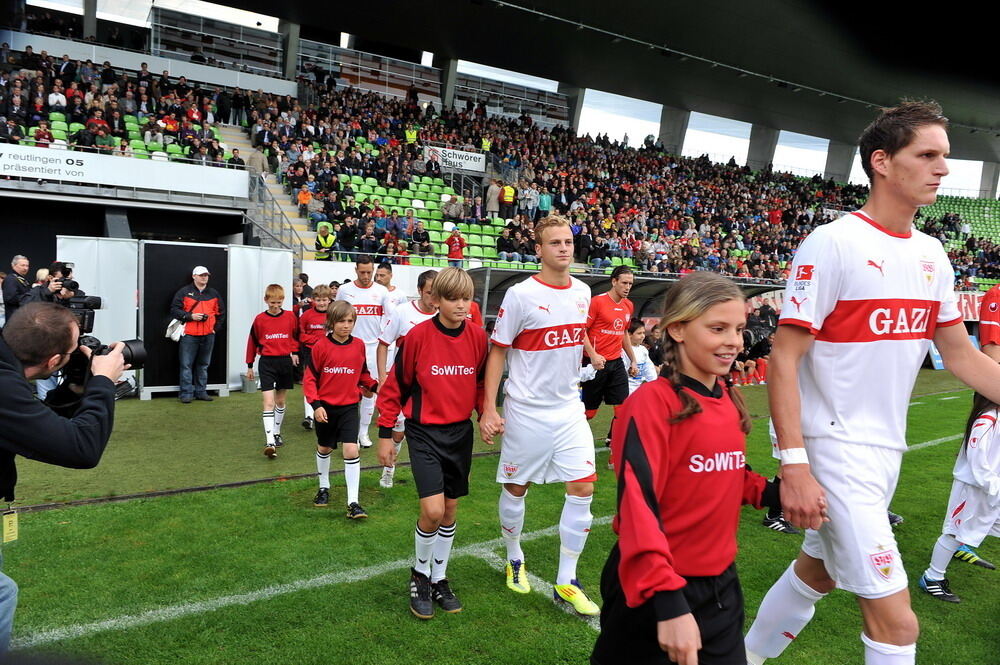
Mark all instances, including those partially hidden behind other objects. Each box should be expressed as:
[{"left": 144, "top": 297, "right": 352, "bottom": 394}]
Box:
[{"left": 445, "top": 228, "right": 467, "bottom": 268}]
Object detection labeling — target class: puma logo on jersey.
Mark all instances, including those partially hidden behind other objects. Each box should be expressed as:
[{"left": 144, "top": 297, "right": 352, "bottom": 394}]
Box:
[
  {"left": 789, "top": 296, "right": 807, "bottom": 312},
  {"left": 538, "top": 305, "right": 551, "bottom": 314},
  {"left": 867, "top": 259, "right": 885, "bottom": 276}
]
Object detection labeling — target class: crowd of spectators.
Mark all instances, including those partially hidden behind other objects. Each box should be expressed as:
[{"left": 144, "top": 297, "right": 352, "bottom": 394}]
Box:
[
  {"left": 919, "top": 212, "right": 1000, "bottom": 287},
  {"left": 3, "top": 38, "right": 997, "bottom": 285},
  {"left": 246, "top": 78, "right": 878, "bottom": 279},
  {"left": 0, "top": 44, "right": 249, "bottom": 166}
]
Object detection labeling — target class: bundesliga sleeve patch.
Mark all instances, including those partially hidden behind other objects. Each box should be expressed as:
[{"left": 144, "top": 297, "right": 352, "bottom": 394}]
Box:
[{"left": 795, "top": 264, "right": 814, "bottom": 281}]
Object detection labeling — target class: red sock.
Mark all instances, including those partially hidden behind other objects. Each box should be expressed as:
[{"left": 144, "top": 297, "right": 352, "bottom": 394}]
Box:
[
  {"left": 585, "top": 409, "right": 598, "bottom": 420},
  {"left": 757, "top": 359, "right": 768, "bottom": 382}
]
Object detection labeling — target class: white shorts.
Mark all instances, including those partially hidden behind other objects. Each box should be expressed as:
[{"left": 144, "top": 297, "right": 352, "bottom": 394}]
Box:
[
  {"left": 800, "top": 438, "right": 907, "bottom": 599},
  {"left": 393, "top": 412, "right": 406, "bottom": 433},
  {"left": 364, "top": 342, "right": 378, "bottom": 384},
  {"left": 942, "top": 479, "right": 1000, "bottom": 547},
  {"left": 496, "top": 399, "right": 596, "bottom": 485}
]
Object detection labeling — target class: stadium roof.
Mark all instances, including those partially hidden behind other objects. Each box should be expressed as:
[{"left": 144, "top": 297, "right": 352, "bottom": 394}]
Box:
[{"left": 228, "top": 0, "right": 1000, "bottom": 163}]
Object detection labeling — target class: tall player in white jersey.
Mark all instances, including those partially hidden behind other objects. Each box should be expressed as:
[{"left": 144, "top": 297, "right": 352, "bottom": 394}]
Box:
[
  {"left": 745, "top": 102, "right": 1000, "bottom": 665},
  {"left": 376, "top": 269, "right": 438, "bottom": 488},
  {"left": 480, "top": 215, "right": 606, "bottom": 617},
  {"left": 375, "top": 262, "right": 410, "bottom": 313},
  {"left": 335, "top": 255, "right": 389, "bottom": 448}
]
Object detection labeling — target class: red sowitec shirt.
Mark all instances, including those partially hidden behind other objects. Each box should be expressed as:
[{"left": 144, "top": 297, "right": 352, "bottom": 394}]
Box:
[
  {"left": 245, "top": 310, "right": 299, "bottom": 366},
  {"left": 611, "top": 373, "right": 771, "bottom": 620},
  {"left": 303, "top": 334, "right": 378, "bottom": 407},
  {"left": 376, "top": 317, "right": 487, "bottom": 435},
  {"left": 298, "top": 307, "right": 328, "bottom": 348}
]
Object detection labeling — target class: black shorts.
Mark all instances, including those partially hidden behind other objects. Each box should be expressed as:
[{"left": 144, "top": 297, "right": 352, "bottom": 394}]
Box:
[
  {"left": 591, "top": 544, "right": 746, "bottom": 665},
  {"left": 259, "top": 355, "right": 294, "bottom": 391},
  {"left": 405, "top": 420, "right": 474, "bottom": 500},
  {"left": 582, "top": 357, "right": 629, "bottom": 410},
  {"left": 314, "top": 402, "right": 360, "bottom": 448}
]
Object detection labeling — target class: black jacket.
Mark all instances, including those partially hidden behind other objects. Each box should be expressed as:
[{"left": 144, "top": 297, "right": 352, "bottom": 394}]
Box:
[
  {"left": 2, "top": 273, "right": 31, "bottom": 315},
  {"left": 0, "top": 335, "right": 116, "bottom": 501}
]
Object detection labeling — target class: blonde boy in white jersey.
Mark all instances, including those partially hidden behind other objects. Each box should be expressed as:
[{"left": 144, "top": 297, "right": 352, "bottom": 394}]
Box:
[
  {"left": 480, "top": 215, "right": 606, "bottom": 617},
  {"left": 335, "top": 255, "right": 389, "bottom": 448},
  {"left": 745, "top": 102, "right": 1000, "bottom": 665}
]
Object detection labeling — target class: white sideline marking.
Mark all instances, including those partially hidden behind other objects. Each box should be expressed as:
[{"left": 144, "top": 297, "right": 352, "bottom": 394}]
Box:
[
  {"left": 909, "top": 401, "right": 923, "bottom": 406},
  {"left": 13, "top": 516, "right": 612, "bottom": 650},
  {"left": 907, "top": 434, "right": 963, "bottom": 452},
  {"left": 939, "top": 396, "right": 961, "bottom": 401}
]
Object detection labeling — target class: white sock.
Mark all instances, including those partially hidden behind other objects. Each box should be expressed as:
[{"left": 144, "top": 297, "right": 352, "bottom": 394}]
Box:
[
  {"left": 415, "top": 523, "right": 437, "bottom": 577},
  {"left": 556, "top": 494, "right": 593, "bottom": 585},
  {"left": 431, "top": 522, "right": 456, "bottom": 582},
  {"left": 861, "top": 633, "right": 915, "bottom": 665},
  {"left": 499, "top": 488, "right": 526, "bottom": 562},
  {"left": 316, "top": 451, "right": 331, "bottom": 489},
  {"left": 385, "top": 439, "right": 403, "bottom": 472},
  {"left": 262, "top": 411, "right": 274, "bottom": 445},
  {"left": 360, "top": 395, "right": 375, "bottom": 429},
  {"left": 303, "top": 397, "right": 314, "bottom": 419},
  {"left": 344, "top": 456, "right": 361, "bottom": 505},
  {"left": 273, "top": 406, "right": 285, "bottom": 434},
  {"left": 744, "top": 561, "right": 827, "bottom": 660},
  {"left": 925, "top": 533, "right": 961, "bottom": 580}
]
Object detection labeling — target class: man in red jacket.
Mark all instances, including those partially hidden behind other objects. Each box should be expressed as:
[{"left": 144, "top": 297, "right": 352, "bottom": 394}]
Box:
[{"left": 170, "top": 266, "right": 225, "bottom": 403}]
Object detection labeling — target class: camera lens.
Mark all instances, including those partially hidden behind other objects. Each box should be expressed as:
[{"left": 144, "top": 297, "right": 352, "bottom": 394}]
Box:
[{"left": 119, "top": 339, "right": 147, "bottom": 369}]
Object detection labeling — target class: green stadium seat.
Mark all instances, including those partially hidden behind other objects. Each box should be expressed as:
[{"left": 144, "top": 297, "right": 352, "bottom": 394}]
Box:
[
  {"left": 139, "top": 116, "right": 151, "bottom": 125},
  {"left": 415, "top": 209, "right": 430, "bottom": 220},
  {"left": 442, "top": 186, "right": 455, "bottom": 196},
  {"left": 398, "top": 198, "right": 412, "bottom": 208},
  {"left": 469, "top": 246, "right": 484, "bottom": 258},
  {"left": 359, "top": 184, "right": 374, "bottom": 194},
  {"left": 428, "top": 231, "right": 443, "bottom": 243},
  {"left": 48, "top": 112, "right": 66, "bottom": 123},
  {"left": 365, "top": 177, "right": 378, "bottom": 187},
  {"left": 388, "top": 188, "right": 402, "bottom": 197},
  {"left": 426, "top": 220, "right": 442, "bottom": 230},
  {"left": 383, "top": 196, "right": 397, "bottom": 207},
  {"left": 50, "top": 120, "right": 68, "bottom": 132},
  {"left": 130, "top": 139, "right": 146, "bottom": 150},
  {"left": 51, "top": 129, "right": 67, "bottom": 141},
  {"left": 351, "top": 175, "right": 364, "bottom": 185},
  {"left": 373, "top": 186, "right": 388, "bottom": 197},
  {"left": 432, "top": 177, "right": 445, "bottom": 187},
  {"left": 166, "top": 144, "right": 183, "bottom": 154},
  {"left": 128, "top": 130, "right": 142, "bottom": 141},
  {"left": 69, "top": 122, "right": 85, "bottom": 133},
  {"left": 431, "top": 185, "right": 444, "bottom": 195},
  {"left": 430, "top": 210, "right": 444, "bottom": 221}
]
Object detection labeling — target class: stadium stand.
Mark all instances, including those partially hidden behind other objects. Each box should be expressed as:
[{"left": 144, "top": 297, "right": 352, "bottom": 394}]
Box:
[{"left": 4, "top": 40, "right": 999, "bottom": 287}]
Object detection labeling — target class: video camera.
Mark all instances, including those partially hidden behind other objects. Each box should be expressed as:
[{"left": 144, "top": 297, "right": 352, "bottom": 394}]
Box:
[{"left": 43, "top": 289, "right": 147, "bottom": 414}]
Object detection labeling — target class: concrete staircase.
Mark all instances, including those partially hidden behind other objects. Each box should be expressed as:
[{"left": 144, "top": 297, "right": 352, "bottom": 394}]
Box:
[{"left": 215, "top": 125, "right": 315, "bottom": 261}]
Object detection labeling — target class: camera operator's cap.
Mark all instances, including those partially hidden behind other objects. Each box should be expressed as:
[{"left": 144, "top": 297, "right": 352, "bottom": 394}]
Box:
[{"left": 192, "top": 266, "right": 210, "bottom": 276}]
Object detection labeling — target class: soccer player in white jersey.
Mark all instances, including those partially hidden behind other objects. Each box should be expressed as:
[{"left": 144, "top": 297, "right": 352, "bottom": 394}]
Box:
[
  {"left": 335, "top": 255, "right": 389, "bottom": 448},
  {"left": 376, "top": 269, "right": 438, "bottom": 488},
  {"left": 744, "top": 102, "right": 1000, "bottom": 665},
  {"left": 480, "top": 215, "right": 606, "bottom": 617},
  {"left": 376, "top": 262, "right": 410, "bottom": 312}
]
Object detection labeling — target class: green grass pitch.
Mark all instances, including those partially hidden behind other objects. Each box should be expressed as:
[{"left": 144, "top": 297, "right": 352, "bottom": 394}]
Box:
[{"left": 4, "top": 369, "right": 997, "bottom": 664}]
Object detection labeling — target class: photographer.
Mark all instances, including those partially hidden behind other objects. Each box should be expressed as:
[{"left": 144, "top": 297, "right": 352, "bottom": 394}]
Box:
[
  {"left": 0, "top": 303, "right": 127, "bottom": 653},
  {"left": 25, "top": 262, "right": 82, "bottom": 305}
]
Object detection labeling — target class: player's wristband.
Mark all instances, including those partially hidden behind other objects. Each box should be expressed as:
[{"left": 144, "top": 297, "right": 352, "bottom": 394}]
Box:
[{"left": 778, "top": 447, "right": 809, "bottom": 466}]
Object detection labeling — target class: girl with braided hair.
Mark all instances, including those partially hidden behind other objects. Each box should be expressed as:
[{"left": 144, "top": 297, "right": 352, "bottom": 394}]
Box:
[{"left": 592, "top": 271, "right": 782, "bottom": 665}]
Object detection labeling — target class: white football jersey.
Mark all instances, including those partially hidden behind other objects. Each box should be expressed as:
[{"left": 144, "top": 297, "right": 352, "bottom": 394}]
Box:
[
  {"left": 627, "top": 344, "right": 657, "bottom": 394},
  {"left": 780, "top": 211, "right": 961, "bottom": 451},
  {"left": 335, "top": 280, "right": 389, "bottom": 344},
  {"left": 954, "top": 408, "right": 1000, "bottom": 500},
  {"left": 491, "top": 274, "right": 591, "bottom": 407},
  {"left": 383, "top": 285, "right": 410, "bottom": 312}
]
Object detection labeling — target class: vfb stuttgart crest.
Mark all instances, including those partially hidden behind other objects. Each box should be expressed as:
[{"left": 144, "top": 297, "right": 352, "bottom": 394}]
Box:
[
  {"left": 920, "top": 258, "right": 935, "bottom": 284},
  {"left": 869, "top": 549, "right": 895, "bottom": 580},
  {"left": 502, "top": 462, "right": 518, "bottom": 478}
]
